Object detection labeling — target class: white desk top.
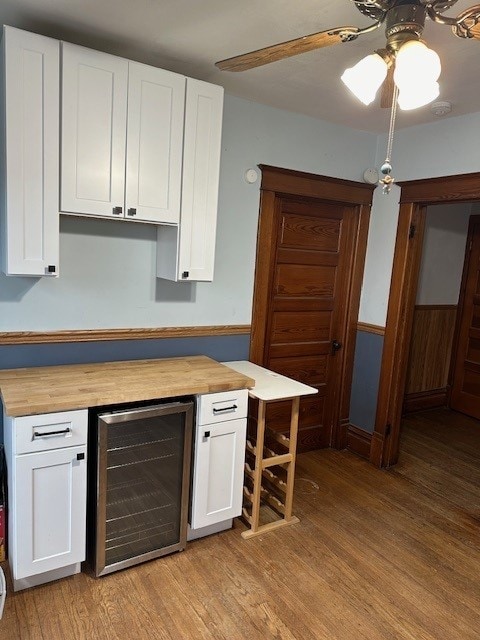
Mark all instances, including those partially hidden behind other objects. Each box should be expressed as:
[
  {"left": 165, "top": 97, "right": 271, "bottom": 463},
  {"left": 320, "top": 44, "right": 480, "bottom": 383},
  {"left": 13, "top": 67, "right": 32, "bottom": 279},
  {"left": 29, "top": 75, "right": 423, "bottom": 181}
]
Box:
[{"left": 222, "top": 361, "right": 318, "bottom": 402}]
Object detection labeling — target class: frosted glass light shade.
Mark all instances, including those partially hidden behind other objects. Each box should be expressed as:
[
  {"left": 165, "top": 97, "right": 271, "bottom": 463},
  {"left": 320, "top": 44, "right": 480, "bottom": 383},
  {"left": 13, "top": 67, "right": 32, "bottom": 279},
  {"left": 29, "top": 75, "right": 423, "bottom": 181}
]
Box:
[
  {"left": 341, "top": 53, "right": 388, "bottom": 105},
  {"left": 394, "top": 40, "right": 441, "bottom": 110},
  {"left": 398, "top": 82, "right": 440, "bottom": 110}
]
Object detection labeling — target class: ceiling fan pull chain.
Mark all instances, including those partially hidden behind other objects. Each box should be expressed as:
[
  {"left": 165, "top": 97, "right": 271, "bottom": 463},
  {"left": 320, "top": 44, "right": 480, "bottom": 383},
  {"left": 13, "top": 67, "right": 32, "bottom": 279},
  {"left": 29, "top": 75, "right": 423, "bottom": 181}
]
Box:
[{"left": 380, "top": 84, "right": 399, "bottom": 195}]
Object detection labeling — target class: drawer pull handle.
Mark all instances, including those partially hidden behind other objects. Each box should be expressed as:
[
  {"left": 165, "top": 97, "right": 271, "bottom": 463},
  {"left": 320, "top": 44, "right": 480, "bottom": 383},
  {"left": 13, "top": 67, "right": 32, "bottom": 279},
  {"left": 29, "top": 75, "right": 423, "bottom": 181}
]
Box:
[
  {"left": 212, "top": 404, "right": 238, "bottom": 414},
  {"left": 33, "top": 427, "right": 71, "bottom": 439}
]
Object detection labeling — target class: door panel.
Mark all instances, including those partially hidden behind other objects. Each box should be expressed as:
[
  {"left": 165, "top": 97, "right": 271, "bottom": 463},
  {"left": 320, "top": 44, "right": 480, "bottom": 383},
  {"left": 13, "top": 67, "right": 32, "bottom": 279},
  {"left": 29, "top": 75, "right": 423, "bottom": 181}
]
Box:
[
  {"left": 61, "top": 43, "right": 128, "bottom": 217},
  {"left": 451, "top": 216, "right": 480, "bottom": 419},
  {"left": 126, "top": 62, "right": 185, "bottom": 223},
  {"left": 3, "top": 27, "right": 59, "bottom": 276},
  {"left": 15, "top": 446, "right": 87, "bottom": 579},
  {"left": 190, "top": 418, "right": 246, "bottom": 529},
  {"left": 271, "top": 311, "right": 331, "bottom": 343},
  {"left": 280, "top": 214, "right": 341, "bottom": 251},
  {"left": 263, "top": 196, "right": 358, "bottom": 448},
  {"left": 275, "top": 264, "right": 336, "bottom": 297}
]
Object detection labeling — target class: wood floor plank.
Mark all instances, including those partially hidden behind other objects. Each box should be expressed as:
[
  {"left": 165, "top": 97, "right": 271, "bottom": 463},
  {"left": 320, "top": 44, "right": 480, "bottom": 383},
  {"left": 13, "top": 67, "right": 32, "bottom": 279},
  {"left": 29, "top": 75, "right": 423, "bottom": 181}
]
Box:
[{"left": 2, "top": 408, "right": 480, "bottom": 638}]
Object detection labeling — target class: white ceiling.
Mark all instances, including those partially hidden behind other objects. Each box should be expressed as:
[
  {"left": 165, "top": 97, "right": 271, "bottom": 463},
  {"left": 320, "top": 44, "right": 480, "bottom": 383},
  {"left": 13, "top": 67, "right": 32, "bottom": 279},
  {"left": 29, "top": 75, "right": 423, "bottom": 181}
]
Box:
[{"left": 1, "top": 0, "right": 478, "bottom": 132}]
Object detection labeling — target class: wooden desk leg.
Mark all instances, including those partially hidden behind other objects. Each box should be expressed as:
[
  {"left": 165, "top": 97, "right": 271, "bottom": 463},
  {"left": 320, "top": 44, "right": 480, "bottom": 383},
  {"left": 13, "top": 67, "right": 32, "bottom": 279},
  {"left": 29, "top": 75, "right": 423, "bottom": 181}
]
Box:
[
  {"left": 249, "top": 398, "right": 266, "bottom": 534},
  {"left": 284, "top": 396, "right": 300, "bottom": 522}
]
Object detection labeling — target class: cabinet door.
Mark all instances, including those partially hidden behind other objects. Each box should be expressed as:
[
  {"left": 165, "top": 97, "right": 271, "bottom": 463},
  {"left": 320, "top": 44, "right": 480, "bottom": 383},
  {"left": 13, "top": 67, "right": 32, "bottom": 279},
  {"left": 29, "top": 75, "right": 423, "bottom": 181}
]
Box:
[
  {"left": 1, "top": 26, "right": 59, "bottom": 276},
  {"left": 177, "top": 79, "right": 224, "bottom": 281},
  {"left": 126, "top": 62, "right": 185, "bottom": 223},
  {"left": 61, "top": 43, "right": 128, "bottom": 217},
  {"left": 190, "top": 417, "right": 246, "bottom": 530},
  {"left": 14, "top": 446, "right": 87, "bottom": 579}
]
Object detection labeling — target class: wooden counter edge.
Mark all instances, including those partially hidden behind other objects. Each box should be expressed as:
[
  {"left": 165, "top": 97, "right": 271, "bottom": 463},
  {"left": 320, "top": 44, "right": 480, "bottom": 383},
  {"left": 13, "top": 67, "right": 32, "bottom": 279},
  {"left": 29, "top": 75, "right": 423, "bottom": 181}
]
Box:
[{"left": 0, "top": 357, "right": 256, "bottom": 418}]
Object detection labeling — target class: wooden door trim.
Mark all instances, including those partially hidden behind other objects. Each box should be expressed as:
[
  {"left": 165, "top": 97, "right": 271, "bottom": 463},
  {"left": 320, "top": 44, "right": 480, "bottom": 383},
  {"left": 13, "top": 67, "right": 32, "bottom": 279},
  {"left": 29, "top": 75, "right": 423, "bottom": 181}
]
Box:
[
  {"left": 371, "top": 172, "right": 480, "bottom": 468},
  {"left": 250, "top": 166, "right": 374, "bottom": 449},
  {"left": 259, "top": 165, "right": 375, "bottom": 205}
]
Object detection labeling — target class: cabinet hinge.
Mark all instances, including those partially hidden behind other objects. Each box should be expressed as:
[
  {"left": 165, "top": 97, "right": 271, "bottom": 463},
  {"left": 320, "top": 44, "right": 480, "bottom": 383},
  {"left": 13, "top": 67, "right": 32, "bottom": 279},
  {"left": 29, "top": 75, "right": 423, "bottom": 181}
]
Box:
[{"left": 409, "top": 224, "right": 416, "bottom": 239}]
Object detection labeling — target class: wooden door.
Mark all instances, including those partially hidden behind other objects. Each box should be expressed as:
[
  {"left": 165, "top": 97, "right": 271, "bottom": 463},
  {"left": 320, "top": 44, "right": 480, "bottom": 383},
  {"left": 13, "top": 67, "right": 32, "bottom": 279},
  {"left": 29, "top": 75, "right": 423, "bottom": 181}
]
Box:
[
  {"left": 61, "top": 43, "right": 128, "bottom": 218},
  {"left": 450, "top": 215, "right": 480, "bottom": 419},
  {"left": 126, "top": 62, "right": 185, "bottom": 224},
  {"left": 250, "top": 167, "right": 373, "bottom": 452}
]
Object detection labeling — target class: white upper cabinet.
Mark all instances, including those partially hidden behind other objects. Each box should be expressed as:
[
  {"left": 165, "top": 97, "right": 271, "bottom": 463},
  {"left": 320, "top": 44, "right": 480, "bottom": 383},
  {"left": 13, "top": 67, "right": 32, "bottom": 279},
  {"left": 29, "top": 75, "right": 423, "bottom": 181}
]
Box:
[
  {"left": 61, "top": 43, "right": 128, "bottom": 218},
  {"left": 1, "top": 27, "right": 224, "bottom": 281},
  {"left": 61, "top": 45, "right": 185, "bottom": 224},
  {"left": 0, "top": 26, "right": 60, "bottom": 277},
  {"left": 126, "top": 62, "right": 185, "bottom": 223},
  {"left": 157, "top": 79, "right": 224, "bottom": 282}
]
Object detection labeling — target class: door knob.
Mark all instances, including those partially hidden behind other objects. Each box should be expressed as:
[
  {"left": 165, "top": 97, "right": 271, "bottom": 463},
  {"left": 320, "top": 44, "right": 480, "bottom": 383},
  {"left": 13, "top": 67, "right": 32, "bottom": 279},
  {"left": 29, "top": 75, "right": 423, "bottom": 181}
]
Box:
[{"left": 331, "top": 340, "right": 342, "bottom": 354}]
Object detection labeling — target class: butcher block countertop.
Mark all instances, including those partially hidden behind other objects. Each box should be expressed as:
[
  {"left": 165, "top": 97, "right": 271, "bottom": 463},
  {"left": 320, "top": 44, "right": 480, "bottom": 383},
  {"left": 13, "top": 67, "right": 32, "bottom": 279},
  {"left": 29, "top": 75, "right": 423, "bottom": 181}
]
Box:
[{"left": 0, "top": 355, "right": 255, "bottom": 417}]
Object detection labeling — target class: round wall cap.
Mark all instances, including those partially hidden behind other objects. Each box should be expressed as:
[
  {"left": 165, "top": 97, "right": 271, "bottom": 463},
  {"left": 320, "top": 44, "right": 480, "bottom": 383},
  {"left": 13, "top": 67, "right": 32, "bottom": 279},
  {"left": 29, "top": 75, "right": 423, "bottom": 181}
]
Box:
[
  {"left": 244, "top": 168, "right": 258, "bottom": 184},
  {"left": 363, "top": 168, "right": 379, "bottom": 184}
]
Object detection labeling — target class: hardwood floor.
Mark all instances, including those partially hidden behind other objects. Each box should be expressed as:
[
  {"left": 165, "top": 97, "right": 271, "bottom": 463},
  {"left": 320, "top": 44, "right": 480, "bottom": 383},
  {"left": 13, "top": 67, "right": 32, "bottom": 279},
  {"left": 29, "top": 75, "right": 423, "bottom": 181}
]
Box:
[{"left": 3, "top": 408, "right": 480, "bottom": 639}]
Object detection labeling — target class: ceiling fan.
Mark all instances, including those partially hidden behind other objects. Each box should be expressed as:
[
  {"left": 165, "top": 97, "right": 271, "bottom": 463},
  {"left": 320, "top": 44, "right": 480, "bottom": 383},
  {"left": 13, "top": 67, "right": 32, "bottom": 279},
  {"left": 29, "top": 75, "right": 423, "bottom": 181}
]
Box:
[{"left": 216, "top": 1, "right": 480, "bottom": 109}]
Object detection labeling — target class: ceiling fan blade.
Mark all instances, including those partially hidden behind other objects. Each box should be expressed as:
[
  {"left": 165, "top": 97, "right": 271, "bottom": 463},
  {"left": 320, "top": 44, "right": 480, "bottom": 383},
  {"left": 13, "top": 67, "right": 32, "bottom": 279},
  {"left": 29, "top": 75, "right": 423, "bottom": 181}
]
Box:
[
  {"left": 452, "top": 5, "right": 480, "bottom": 39},
  {"left": 215, "top": 26, "right": 360, "bottom": 72},
  {"left": 380, "top": 64, "right": 395, "bottom": 108}
]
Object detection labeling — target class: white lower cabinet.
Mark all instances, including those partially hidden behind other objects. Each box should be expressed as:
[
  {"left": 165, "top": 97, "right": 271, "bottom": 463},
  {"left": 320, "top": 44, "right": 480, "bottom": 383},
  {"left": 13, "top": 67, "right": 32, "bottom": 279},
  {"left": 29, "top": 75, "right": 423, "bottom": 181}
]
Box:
[
  {"left": 14, "top": 446, "right": 87, "bottom": 580},
  {"left": 190, "top": 390, "right": 247, "bottom": 534},
  {"left": 3, "top": 409, "right": 88, "bottom": 591}
]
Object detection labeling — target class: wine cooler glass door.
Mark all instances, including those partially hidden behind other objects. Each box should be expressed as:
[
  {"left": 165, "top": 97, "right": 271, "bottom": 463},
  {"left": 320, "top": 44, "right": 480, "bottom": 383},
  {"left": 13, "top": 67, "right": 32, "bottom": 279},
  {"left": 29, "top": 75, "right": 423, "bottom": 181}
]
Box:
[{"left": 94, "top": 401, "right": 193, "bottom": 576}]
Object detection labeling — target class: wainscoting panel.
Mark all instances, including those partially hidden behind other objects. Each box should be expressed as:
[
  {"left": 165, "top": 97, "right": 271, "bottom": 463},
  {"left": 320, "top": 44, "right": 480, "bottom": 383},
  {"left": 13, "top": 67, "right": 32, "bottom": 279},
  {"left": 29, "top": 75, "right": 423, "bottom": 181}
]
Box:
[{"left": 404, "top": 305, "right": 457, "bottom": 412}]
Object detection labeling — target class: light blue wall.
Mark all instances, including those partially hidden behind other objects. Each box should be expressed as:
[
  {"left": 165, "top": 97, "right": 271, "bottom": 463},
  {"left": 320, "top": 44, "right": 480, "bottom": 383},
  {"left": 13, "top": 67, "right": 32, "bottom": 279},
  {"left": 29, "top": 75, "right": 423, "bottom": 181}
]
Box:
[{"left": 0, "top": 94, "right": 378, "bottom": 333}]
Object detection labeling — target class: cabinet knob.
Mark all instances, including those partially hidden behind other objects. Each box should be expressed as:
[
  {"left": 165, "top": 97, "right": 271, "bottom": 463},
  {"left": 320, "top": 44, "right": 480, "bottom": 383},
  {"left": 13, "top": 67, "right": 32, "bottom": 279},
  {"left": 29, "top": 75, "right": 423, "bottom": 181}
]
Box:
[
  {"left": 127, "top": 208, "right": 137, "bottom": 216},
  {"left": 204, "top": 431, "right": 211, "bottom": 439},
  {"left": 112, "top": 206, "right": 123, "bottom": 215},
  {"left": 182, "top": 271, "right": 189, "bottom": 279},
  {"left": 76, "top": 452, "right": 85, "bottom": 461},
  {"left": 47, "top": 265, "right": 56, "bottom": 274}
]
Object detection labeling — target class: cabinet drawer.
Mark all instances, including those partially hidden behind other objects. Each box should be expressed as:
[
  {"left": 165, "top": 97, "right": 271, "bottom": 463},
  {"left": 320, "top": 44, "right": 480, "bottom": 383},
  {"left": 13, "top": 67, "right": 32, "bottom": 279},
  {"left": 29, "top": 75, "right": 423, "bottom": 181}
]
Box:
[
  {"left": 14, "top": 410, "right": 88, "bottom": 454},
  {"left": 197, "top": 389, "right": 248, "bottom": 426}
]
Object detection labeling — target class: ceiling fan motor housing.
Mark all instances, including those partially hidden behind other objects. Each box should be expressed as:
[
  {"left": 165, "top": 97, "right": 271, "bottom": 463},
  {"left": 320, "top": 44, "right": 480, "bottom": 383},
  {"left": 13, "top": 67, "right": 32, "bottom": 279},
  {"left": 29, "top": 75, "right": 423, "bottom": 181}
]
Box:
[{"left": 385, "top": 3, "right": 427, "bottom": 50}]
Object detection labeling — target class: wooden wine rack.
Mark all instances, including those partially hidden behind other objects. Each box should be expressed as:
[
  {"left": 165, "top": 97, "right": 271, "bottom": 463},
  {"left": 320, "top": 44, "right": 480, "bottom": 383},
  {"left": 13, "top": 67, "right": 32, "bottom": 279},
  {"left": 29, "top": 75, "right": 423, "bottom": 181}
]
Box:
[{"left": 222, "top": 361, "right": 318, "bottom": 540}]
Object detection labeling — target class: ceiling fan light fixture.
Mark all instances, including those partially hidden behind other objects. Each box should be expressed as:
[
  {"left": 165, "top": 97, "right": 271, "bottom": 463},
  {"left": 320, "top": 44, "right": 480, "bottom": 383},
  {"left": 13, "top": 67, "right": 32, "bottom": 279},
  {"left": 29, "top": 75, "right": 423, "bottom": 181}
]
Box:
[
  {"left": 394, "top": 40, "right": 441, "bottom": 85},
  {"left": 393, "top": 40, "right": 441, "bottom": 110},
  {"left": 397, "top": 81, "right": 440, "bottom": 110},
  {"left": 340, "top": 53, "right": 388, "bottom": 105}
]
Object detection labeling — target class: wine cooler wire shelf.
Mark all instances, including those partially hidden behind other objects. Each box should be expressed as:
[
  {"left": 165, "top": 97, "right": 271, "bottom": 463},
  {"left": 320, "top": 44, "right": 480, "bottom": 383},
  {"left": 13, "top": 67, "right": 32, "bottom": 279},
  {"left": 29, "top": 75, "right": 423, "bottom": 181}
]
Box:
[
  {"left": 107, "top": 484, "right": 174, "bottom": 520},
  {"left": 107, "top": 422, "right": 179, "bottom": 452},
  {"left": 107, "top": 450, "right": 176, "bottom": 470}
]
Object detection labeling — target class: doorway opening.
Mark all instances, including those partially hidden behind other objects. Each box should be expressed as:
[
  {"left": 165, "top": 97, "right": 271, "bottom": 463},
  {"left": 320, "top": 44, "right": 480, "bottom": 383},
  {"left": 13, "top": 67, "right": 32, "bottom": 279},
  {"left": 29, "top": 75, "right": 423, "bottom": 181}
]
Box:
[
  {"left": 399, "top": 203, "right": 480, "bottom": 468},
  {"left": 371, "top": 172, "right": 480, "bottom": 468}
]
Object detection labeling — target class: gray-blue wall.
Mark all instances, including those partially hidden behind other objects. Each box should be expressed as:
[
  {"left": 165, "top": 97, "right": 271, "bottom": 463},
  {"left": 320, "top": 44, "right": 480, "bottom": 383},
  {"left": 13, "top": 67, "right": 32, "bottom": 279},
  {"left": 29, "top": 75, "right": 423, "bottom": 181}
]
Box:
[{"left": 349, "top": 331, "right": 383, "bottom": 434}]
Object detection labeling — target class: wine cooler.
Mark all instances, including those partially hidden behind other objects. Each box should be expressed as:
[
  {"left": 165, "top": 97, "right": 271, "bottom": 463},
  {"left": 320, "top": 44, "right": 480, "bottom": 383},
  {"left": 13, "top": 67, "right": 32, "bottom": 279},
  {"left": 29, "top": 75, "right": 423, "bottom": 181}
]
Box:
[{"left": 88, "top": 399, "right": 193, "bottom": 577}]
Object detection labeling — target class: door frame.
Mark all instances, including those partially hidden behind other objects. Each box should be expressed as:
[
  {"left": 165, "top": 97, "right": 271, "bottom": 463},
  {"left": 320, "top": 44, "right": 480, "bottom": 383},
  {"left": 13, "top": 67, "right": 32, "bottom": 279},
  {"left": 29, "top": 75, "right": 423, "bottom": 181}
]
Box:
[
  {"left": 370, "top": 172, "right": 480, "bottom": 468},
  {"left": 249, "top": 165, "right": 375, "bottom": 449},
  {"left": 448, "top": 214, "right": 480, "bottom": 418}
]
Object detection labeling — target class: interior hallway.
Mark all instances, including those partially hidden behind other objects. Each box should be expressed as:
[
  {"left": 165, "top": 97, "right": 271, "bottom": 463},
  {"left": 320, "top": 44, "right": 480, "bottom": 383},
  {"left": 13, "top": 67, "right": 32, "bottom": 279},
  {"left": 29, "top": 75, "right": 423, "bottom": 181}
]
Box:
[{"left": 2, "top": 407, "right": 480, "bottom": 639}]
